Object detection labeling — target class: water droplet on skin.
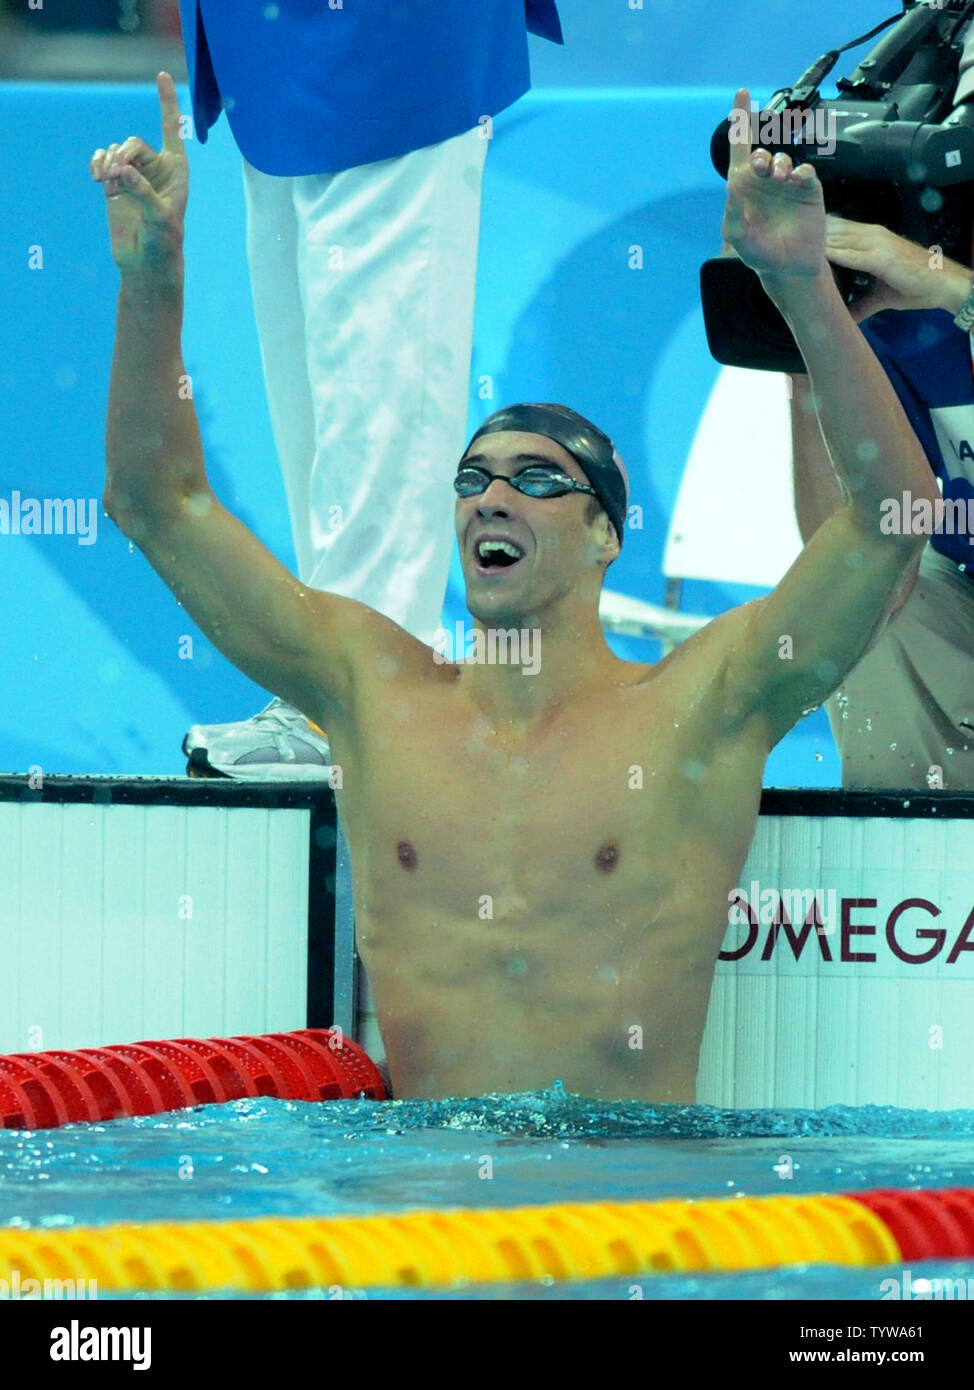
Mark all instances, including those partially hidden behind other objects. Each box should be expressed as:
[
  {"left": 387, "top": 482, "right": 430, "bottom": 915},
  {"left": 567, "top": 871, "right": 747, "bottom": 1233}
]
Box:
[
  {"left": 186, "top": 491, "right": 213, "bottom": 518},
  {"left": 681, "top": 759, "right": 707, "bottom": 783},
  {"left": 506, "top": 956, "right": 528, "bottom": 978},
  {"left": 376, "top": 656, "right": 399, "bottom": 679}
]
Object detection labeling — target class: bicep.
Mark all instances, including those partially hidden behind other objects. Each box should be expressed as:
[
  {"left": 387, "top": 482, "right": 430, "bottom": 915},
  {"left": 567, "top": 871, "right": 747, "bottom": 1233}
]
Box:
[
  {"left": 724, "top": 505, "right": 923, "bottom": 746},
  {"left": 112, "top": 489, "right": 373, "bottom": 723}
]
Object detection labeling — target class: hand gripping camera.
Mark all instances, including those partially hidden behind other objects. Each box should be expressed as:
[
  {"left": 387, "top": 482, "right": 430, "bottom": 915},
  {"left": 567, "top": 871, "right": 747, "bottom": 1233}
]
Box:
[{"left": 701, "top": 1, "right": 974, "bottom": 372}]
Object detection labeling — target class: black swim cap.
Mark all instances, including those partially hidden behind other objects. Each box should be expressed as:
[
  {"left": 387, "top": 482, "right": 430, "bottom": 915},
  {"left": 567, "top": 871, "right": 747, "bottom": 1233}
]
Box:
[{"left": 461, "top": 402, "right": 629, "bottom": 546}]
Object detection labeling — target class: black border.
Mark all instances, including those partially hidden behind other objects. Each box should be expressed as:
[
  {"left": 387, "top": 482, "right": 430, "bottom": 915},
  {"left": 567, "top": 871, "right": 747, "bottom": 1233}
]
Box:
[
  {"left": 758, "top": 788, "right": 974, "bottom": 818},
  {"left": 4, "top": 775, "right": 973, "bottom": 819}
]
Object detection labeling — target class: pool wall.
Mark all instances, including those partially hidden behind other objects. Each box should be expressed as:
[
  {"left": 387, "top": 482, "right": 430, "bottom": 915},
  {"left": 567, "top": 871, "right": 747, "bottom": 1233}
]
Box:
[
  {"left": 5, "top": 778, "right": 973, "bottom": 1110},
  {"left": 699, "top": 792, "right": 974, "bottom": 1110},
  {"left": 0, "top": 775, "right": 337, "bottom": 1053}
]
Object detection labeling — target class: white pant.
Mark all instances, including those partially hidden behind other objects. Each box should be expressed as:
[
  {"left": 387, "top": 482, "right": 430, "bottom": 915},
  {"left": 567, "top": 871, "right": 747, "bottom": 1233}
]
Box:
[{"left": 241, "top": 126, "right": 488, "bottom": 645}]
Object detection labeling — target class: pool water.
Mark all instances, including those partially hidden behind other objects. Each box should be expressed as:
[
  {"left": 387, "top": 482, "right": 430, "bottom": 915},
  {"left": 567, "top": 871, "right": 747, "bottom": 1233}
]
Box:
[{"left": 3, "top": 1093, "right": 974, "bottom": 1299}]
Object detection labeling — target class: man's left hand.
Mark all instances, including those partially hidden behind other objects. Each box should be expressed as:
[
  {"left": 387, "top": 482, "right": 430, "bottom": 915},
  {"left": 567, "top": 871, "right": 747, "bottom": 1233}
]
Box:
[{"left": 825, "top": 215, "right": 972, "bottom": 321}]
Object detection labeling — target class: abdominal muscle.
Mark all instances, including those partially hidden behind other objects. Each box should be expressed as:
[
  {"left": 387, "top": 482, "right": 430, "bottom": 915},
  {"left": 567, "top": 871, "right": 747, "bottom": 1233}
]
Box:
[{"left": 356, "top": 888, "right": 726, "bottom": 1104}]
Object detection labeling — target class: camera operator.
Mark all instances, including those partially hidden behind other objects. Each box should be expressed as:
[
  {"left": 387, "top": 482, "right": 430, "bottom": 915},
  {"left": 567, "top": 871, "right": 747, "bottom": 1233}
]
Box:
[{"left": 790, "top": 213, "right": 974, "bottom": 789}]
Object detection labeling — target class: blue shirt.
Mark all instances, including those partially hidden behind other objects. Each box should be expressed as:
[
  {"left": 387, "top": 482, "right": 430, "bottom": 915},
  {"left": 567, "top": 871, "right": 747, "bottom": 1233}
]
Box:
[
  {"left": 861, "top": 308, "right": 974, "bottom": 571},
  {"left": 179, "top": 0, "right": 563, "bottom": 177}
]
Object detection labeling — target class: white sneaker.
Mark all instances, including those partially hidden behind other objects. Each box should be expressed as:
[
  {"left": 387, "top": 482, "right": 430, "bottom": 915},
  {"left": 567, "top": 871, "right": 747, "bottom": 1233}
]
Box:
[{"left": 183, "top": 696, "right": 332, "bottom": 782}]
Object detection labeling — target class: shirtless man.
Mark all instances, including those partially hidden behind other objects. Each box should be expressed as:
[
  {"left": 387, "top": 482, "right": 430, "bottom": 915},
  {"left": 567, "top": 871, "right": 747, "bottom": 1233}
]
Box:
[{"left": 93, "top": 76, "right": 937, "bottom": 1103}]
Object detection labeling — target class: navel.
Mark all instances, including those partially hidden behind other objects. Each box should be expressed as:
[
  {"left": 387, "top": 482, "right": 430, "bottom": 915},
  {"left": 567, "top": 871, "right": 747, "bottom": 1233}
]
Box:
[
  {"left": 595, "top": 842, "right": 619, "bottom": 873},
  {"left": 396, "top": 840, "right": 418, "bottom": 871}
]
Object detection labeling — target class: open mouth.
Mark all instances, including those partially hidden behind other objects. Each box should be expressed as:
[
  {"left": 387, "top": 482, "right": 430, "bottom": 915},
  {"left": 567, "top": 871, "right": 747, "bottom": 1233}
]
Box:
[{"left": 474, "top": 538, "right": 526, "bottom": 575}]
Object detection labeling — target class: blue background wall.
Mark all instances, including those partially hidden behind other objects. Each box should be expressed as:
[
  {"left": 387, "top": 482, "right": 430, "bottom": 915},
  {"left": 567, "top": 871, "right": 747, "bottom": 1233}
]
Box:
[{"left": 1, "top": 0, "right": 897, "bottom": 781}]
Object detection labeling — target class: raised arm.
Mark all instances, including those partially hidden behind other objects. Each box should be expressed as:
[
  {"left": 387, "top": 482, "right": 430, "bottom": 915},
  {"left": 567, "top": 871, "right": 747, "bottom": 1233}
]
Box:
[
  {"left": 96, "top": 73, "right": 406, "bottom": 729},
  {"left": 717, "top": 89, "right": 940, "bottom": 748}
]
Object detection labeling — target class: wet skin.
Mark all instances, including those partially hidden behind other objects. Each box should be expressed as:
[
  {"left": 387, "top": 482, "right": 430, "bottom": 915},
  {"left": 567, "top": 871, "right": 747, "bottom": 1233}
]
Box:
[
  {"left": 319, "top": 431, "right": 770, "bottom": 1103},
  {"left": 97, "top": 80, "right": 936, "bottom": 1104},
  {"left": 328, "top": 624, "right": 766, "bottom": 1103}
]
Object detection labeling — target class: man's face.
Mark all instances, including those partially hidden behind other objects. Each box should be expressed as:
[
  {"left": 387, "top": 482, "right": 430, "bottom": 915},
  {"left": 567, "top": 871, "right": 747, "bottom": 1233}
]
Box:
[{"left": 455, "top": 430, "right": 618, "bottom": 625}]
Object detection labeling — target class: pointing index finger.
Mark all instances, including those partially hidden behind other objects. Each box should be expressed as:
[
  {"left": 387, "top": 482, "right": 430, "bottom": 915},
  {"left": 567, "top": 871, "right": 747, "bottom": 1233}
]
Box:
[
  {"left": 156, "top": 71, "right": 184, "bottom": 156},
  {"left": 728, "top": 87, "right": 753, "bottom": 176}
]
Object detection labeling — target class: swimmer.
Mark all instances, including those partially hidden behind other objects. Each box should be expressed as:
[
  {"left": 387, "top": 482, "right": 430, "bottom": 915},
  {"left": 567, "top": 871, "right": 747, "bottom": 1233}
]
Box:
[{"left": 93, "top": 80, "right": 938, "bottom": 1102}]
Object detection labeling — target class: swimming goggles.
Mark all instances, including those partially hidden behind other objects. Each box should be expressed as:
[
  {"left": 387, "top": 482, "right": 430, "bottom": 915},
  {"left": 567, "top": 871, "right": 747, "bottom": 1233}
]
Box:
[{"left": 453, "top": 464, "right": 597, "bottom": 501}]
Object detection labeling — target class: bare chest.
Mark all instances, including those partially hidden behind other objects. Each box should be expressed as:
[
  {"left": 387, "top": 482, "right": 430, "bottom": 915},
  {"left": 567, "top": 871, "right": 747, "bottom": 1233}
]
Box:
[{"left": 334, "top": 682, "right": 760, "bottom": 919}]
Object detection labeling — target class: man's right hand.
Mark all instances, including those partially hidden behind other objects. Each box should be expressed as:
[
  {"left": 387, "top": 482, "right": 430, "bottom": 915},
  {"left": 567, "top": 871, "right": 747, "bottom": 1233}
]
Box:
[
  {"left": 825, "top": 214, "right": 972, "bottom": 322},
  {"left": 90, "top": 71, "right": 187, "bottom": 277}
]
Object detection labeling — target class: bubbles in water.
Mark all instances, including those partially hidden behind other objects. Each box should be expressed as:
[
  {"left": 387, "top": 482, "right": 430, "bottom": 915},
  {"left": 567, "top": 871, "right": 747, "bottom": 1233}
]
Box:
[
  {"left": 889, "top": 742, "right": 898, "bottom": 751},
  {"left": 864, "top": 718, "right": 872, "bottom": 732},
  {"left": 946, "top": 747, "right": 954, "bottom": 756},
  {"left": 814, "top": 752, "right": 823, "bottom": 762},
  {"left": 550, "top": 1080, "right": 566, "bottom": 1099}
]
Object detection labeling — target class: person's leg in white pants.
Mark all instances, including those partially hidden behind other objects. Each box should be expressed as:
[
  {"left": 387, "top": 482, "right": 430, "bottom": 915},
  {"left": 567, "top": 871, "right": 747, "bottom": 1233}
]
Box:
[{"left": 183, "top": 126, "right": 488, "bottom": 777}]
